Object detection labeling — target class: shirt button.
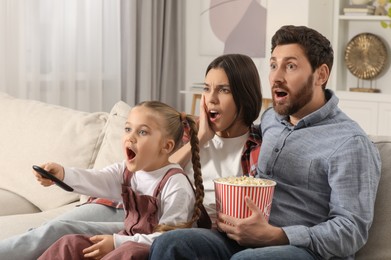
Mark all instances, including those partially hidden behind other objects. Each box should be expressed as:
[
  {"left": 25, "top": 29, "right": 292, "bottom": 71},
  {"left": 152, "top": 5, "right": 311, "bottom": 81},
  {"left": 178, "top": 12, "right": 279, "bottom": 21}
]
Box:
[{"left": 274, "top": 148, "right": 279, "bottom": 153}]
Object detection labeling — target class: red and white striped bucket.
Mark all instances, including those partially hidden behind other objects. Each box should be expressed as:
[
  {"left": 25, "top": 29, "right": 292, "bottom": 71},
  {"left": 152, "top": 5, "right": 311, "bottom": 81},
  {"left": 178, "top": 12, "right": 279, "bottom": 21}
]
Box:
[{"left": 214, "top": 177, "right": 276, "bottom": 221}]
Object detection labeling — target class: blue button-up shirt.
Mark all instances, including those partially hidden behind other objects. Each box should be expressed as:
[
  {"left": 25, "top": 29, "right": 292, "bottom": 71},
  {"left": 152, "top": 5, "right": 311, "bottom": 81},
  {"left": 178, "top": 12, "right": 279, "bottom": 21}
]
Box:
[{"left": 257, "top": 90, "right": 381, "bottom": 259}]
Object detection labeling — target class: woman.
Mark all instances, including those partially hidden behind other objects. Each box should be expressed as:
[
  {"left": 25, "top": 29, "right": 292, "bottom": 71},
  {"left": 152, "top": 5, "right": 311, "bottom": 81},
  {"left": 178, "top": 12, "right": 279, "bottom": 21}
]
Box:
[{"left": 170, "top": 53, "right": 263, "bottom": 224}]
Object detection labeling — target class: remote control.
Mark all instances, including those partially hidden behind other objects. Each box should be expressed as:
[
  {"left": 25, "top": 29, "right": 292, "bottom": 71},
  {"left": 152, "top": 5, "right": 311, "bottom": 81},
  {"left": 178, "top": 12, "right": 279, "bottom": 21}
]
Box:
[{"left": 32, "top": 165, "right": 74, "bottom": 192}]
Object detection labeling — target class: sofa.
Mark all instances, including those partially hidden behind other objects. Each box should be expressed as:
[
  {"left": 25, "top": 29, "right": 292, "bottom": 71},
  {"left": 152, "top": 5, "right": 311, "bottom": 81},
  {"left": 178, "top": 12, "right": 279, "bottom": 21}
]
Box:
[
  {"left": 0, "top": 91, "right": 130, "bottom": 239},
  {"left": 0, "top": 92, "right": 390, "bottom": 259}
]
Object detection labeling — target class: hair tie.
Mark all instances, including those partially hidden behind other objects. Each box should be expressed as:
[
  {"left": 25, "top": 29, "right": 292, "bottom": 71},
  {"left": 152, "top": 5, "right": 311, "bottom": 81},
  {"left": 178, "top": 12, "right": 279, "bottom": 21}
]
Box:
[
  {"left": 180, "top": 112, "right": 190, "bottom": 132},
  {"left": 180, "top": 112, "right": 187, "bottom": 122}
]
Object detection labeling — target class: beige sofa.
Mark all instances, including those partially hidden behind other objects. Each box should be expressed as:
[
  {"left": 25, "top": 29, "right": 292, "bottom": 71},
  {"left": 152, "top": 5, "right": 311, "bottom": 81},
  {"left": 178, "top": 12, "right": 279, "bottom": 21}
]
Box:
[
  {"left": 0, "top": 91, "right": 130, "bottom": 240},
  {"left": 0, "top": 92, "right": 390, "bottom": 259}
]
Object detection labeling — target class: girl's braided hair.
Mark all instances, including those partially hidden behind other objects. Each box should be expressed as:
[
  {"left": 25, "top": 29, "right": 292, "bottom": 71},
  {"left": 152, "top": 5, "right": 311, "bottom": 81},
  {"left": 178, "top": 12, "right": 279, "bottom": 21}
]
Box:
[{"left": 136, "top": 101, "right": 204, "bottom": 232}]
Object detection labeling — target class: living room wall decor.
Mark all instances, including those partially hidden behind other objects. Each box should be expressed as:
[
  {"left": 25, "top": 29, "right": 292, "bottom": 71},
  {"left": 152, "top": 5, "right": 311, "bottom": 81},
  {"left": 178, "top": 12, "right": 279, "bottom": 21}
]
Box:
[{"left": 199, "top": 0, "right": 267, "bottom": 57}]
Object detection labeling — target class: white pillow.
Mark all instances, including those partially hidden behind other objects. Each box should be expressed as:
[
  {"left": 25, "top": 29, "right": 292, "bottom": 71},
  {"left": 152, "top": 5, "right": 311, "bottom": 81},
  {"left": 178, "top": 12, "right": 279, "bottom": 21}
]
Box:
[
  {"left": 0, "top": 92, "right": 108, "bottom": 211},
  {"left": 93, "top": 101, "right": 131, "bottom": 169},
  {"left": 76, "top": 101, "right": 130, "bottom": 204}
]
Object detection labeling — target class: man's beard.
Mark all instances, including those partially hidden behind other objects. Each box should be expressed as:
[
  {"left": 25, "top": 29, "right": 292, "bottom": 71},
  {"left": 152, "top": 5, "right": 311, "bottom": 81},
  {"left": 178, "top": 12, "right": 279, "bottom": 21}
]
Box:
[{"left": 273, "top": 74, "right": 314, "bottom": 116}]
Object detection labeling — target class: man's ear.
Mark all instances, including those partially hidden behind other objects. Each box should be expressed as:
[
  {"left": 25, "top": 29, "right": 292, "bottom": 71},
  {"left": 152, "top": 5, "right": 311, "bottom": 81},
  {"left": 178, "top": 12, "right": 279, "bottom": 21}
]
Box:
[
  {"left": 315, "top": 64, "right": 330, "bottom": 87},
  {"left": 162, "top": 139, "right": 175, "bottom": 154}
]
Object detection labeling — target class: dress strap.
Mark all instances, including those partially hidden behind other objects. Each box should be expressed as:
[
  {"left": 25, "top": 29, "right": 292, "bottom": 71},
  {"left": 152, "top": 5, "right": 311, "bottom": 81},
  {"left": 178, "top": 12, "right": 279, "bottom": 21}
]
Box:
[
  {"left": 153, "top": 168, "right": 184, "bottom": 197},
  {"left": 123, "top": 168, "right": 134, "bottom": 185}
]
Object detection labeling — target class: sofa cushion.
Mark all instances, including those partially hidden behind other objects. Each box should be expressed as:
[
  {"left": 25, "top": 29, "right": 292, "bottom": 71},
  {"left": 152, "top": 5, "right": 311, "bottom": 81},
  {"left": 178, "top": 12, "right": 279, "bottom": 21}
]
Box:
[
  {"left": 0, "top": 188, "right": 40, "bottom": 216},
  {"left": 0, "top": 92, "right": 108, "bottom": 211},
  {"left": 93, "top": 101, "right": 131, "bottom": 169},
  {"left": 75, "top": 101, "right": 131, "bottom": 204},
  {"left": 356, "top": 135, "right": 391, "bottom": 260},
  {"left": 0, "top": 202, "right": 79, "bottom": 240}
]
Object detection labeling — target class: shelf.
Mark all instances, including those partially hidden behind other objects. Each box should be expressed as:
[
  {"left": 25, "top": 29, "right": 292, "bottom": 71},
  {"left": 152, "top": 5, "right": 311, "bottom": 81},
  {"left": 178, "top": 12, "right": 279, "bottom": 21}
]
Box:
[
  {"left": 332, "top": 0, "right": 391, "bottom": 95},
  {"left": 336, "top": 90, "right": 391, "bottom": 103},
  {"left": 339, "top": 15, "right": 391, "bottom": 21},
  {"left": 331, "top": 0, "right": 391, "bottom": 135}
]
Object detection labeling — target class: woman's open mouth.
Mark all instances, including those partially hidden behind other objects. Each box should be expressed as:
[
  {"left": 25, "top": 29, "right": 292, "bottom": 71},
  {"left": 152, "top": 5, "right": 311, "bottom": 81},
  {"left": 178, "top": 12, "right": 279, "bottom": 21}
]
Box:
[{"left": 209, "top": 110, "right": 221, "bottom": 122}]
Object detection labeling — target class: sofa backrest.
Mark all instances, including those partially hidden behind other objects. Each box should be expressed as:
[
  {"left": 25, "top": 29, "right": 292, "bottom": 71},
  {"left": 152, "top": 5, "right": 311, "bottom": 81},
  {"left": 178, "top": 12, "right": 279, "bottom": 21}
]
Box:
[
  {"left": 356, "top": 135, "right": 391, "bottom": 260},
  {"left": 0, "top": 92, "right": 108, "bottom": 211},
  {"left": 93, "top": 100, "right": 131, "bottom": 169}
]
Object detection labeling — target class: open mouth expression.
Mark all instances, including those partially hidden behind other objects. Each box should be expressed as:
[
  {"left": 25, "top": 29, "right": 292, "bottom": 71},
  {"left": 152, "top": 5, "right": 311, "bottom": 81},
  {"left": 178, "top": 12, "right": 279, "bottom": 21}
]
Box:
[
  {"left": 208, "top": 110, "right": 221, "bottom": 123},
  {"left": 273, "top": 86, "right": 288, "bottom": 103},
  {"left": 126, "top": 146, "right": 136, "bottom": 162}
]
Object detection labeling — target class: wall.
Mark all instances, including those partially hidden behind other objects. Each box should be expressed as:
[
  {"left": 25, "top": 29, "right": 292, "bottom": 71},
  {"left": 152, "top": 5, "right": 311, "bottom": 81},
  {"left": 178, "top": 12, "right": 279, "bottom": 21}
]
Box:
[{"left": 183, "top": 0, "right": 333, "bottom": 114}]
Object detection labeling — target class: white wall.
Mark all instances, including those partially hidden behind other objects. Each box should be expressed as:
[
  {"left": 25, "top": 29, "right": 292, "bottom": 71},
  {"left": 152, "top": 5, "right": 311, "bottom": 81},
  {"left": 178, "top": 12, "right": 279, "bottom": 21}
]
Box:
[{"left": 183, "top": 0, "right": 333, "bottom": 114}]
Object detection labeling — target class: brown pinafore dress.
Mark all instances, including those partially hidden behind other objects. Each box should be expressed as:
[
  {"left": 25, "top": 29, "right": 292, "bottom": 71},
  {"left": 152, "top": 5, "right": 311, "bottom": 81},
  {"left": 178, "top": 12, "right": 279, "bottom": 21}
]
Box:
[{"left": 38, "top": 167, "right": 211, "bottom": 260}]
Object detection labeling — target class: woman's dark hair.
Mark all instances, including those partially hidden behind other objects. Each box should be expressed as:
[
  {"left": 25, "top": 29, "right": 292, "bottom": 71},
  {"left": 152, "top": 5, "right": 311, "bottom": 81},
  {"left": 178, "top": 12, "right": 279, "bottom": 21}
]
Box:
[
  {"left": 271, "top": 25, "right": 334, "bottom": 88},
  {"left": 205, "top": 54, "right": 262, "bottom": 126}
]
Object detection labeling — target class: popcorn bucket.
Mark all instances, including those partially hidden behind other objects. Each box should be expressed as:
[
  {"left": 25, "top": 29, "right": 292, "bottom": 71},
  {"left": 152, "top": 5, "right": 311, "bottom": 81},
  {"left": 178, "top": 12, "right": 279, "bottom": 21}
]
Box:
[{"left": 214, "top": 176, "right": 276, "bottom": 221}]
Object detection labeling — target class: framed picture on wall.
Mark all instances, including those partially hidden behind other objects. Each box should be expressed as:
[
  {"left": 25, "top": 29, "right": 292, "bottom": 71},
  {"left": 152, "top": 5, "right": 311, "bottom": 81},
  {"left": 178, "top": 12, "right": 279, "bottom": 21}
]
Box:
[{"left": 199, "top": 0, "right": 267, "bottom": 58}]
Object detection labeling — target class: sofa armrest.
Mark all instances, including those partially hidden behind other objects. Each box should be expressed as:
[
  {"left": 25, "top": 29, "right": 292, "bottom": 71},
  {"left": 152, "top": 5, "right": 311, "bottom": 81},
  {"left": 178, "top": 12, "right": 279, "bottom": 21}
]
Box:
[{"left": 356, "top": 136, "right": 391, "bottom": 259}]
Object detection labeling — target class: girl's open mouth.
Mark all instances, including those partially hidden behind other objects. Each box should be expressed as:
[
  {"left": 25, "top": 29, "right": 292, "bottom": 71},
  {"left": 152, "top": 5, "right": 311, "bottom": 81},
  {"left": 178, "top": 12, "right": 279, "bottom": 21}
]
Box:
[{"left": 126, "top": 147, "right": 136, "bottom": 161}]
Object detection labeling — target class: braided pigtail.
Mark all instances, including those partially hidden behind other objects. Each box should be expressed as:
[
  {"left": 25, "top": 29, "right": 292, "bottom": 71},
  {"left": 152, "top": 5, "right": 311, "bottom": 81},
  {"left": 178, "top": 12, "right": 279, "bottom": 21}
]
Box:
[
  {"left": 186, "top": 115, "right": 204, "bottom": 226},
  {"left": 154, "top": 112, "right": 205, "bottom": 232}
]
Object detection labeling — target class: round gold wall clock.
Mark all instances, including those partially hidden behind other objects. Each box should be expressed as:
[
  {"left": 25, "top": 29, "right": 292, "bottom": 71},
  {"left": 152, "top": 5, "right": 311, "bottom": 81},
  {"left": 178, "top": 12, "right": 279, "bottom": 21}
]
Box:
[{"left": 344, "top": 33, "right": 387, "bottom": 80}]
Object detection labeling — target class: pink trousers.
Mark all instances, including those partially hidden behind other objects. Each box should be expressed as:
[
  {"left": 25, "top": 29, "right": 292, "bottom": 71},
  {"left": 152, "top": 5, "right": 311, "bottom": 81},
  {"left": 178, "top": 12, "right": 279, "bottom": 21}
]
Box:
[{"left": 38, "top": 234, "right": 149, "bottom": 260}]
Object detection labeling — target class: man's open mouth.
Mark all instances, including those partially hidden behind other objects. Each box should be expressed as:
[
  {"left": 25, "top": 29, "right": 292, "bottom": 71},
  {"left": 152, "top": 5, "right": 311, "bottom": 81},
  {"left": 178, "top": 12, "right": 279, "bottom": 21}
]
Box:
[{"left": 274, "top": 90, "right": 288, "bottom": 97}]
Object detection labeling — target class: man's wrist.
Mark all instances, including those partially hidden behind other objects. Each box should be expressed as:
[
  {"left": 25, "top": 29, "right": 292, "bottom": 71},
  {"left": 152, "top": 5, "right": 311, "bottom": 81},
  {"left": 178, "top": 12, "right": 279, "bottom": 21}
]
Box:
[{"left": 267, "top": 227, "right": 289, "bottom": 246}]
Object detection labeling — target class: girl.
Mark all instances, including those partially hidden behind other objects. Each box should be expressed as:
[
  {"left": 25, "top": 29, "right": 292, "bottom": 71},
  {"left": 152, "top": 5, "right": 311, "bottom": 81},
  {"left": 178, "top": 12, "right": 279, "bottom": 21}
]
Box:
[{"left": 35, "top": 101, "right": 210, "bottom": 259}]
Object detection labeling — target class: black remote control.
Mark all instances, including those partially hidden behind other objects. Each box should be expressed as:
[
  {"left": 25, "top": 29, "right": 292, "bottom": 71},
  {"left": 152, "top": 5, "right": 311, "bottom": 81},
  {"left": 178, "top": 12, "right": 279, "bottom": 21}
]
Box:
[{"left": 32, "top": 165, "right": 74, "bottom": 192}]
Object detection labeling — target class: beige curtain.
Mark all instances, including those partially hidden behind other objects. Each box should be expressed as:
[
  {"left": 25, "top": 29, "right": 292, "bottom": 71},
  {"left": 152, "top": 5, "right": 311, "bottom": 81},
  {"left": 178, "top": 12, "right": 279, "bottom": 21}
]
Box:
[
  {"left": 0, "top": 0, "right": 185, "bottom": 112},
  {"left": 120, "top": 0, "right": 185, "bottom": 110},
  {"left": 0, "top": 0, "right": 122, "bottom": 112}
]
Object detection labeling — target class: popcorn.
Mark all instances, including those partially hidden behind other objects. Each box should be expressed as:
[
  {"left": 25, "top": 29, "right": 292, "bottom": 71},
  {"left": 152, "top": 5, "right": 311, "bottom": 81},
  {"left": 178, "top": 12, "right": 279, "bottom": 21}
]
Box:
[
  {"left": 214, "top": 176, "right": 275, "bottom": 186},
  {"left": 214, "top": 176, "right": 276, "bottom": 220}
]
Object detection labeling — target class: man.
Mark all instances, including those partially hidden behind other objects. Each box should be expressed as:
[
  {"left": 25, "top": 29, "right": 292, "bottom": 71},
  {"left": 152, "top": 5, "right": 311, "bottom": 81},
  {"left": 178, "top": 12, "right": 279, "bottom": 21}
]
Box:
[{"left": 149, "top": 25, "right": 381, "bottom": 259}]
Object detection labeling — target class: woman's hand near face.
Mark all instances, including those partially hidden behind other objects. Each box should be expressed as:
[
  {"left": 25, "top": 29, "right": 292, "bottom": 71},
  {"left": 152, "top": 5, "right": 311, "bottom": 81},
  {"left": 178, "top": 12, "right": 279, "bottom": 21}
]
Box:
[
  {"left": 170, "top": 95, "right": 215, "bottom": 167},
  {"left": 197, "top": 94, "right": 215, "bottom": 145}
]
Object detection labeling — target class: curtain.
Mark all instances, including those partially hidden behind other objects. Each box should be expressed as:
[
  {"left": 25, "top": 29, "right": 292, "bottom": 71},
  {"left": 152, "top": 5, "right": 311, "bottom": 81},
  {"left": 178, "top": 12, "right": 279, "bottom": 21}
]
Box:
[
  {"left": 121, "top": 0, "right": 185, "bottom": 110},
  {"left": 0, "top": 0, "right": 185, "bottom": 112}
]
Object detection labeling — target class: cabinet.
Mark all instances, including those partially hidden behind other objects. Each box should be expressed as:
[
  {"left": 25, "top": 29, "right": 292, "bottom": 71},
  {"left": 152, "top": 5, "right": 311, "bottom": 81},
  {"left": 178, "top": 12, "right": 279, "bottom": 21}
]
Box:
[
  {"left": 378, "top": 103, "right": 391, "bottom": 136},
  {"left": 331, "top": 0, "right": 391, "bottom": 135},
  {"left": 338, "top": 99, "right": 378, "bottom": 135}
]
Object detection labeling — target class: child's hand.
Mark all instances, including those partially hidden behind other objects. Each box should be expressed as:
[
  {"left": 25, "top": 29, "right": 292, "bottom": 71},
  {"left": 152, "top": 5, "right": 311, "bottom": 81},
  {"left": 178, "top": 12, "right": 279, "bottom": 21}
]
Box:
[
  {"left": 32, "top": 162, "right": 64, "bottom": 187},
  {"left": 83, "top": 235, "right": 114, "bottom": 259}
]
